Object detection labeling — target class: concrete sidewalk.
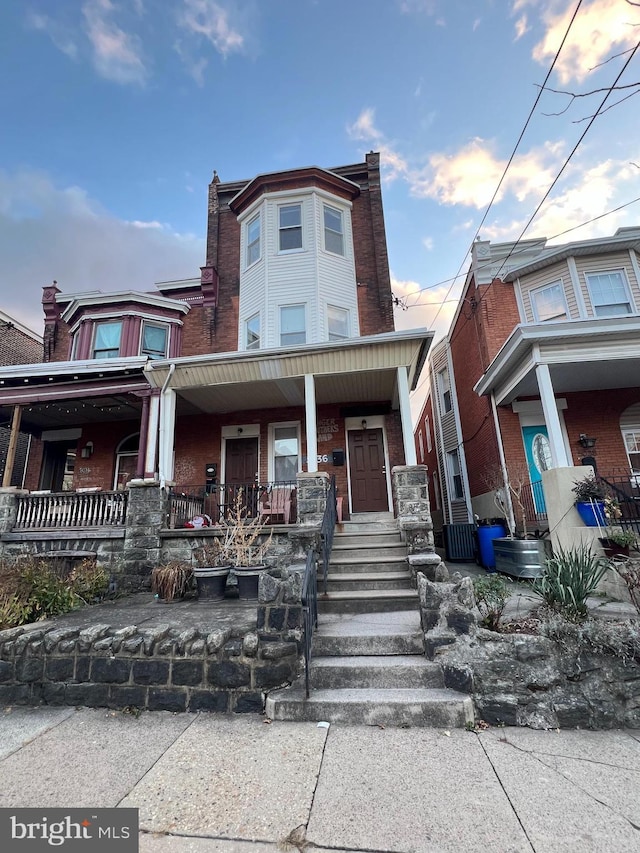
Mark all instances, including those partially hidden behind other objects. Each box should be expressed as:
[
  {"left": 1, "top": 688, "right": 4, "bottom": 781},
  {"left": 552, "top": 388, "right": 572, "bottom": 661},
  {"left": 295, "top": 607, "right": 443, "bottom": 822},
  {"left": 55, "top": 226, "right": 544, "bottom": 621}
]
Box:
[{"left": 1, "top": 707, "right": 639, "bottom": 853}]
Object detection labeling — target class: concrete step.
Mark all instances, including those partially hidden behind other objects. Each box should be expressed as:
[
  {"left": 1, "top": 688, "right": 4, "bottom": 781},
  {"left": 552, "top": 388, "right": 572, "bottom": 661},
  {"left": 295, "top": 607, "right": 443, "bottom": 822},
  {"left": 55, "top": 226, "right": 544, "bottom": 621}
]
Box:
[
  {"left": 309, "top": 655, "right": 443, "bottom": 689},
  {"left": 329, "top": 556, "right": 408, "bottom": 573},
  {"left": 313, "top": 631, "right": 424, "bottom": 657},
  {"left": 331, "top": 543, "right": 406, "bottom": 559},
  {"left": 266, "top": 686, "right": 475, "bottom": 728},
  {"left": 318, "top": 589, "right": 419, "bottom": 614},
  {"left": 313, "top": 610, "right": 424, "bottom": 656},
  {"left": 339, "top": 516, "right": 397, "bottom": 534},
  {"left": 325, "top": 572, "right": 413, "bottom": 591},
  {"left": 333, "top": 532, "right": 403, "bottom": 549}
]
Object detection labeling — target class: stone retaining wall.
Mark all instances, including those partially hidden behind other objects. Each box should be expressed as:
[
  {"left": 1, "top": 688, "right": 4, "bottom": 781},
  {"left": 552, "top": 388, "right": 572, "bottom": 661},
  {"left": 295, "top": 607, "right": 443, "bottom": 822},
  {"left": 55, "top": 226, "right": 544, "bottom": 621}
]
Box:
[
  {"left": 0, "top": 568, "right": 303, "bottom": 714},
  {"left": 417, "top": 573, "right": 640, "bottom": 729}
]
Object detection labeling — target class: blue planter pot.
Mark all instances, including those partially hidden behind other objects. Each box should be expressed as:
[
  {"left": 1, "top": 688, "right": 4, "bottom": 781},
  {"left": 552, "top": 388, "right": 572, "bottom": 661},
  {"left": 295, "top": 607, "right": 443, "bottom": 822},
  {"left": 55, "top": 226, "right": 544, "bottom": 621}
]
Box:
[{"left": 575, "top": 501, "right": 606, "bottom": 527}]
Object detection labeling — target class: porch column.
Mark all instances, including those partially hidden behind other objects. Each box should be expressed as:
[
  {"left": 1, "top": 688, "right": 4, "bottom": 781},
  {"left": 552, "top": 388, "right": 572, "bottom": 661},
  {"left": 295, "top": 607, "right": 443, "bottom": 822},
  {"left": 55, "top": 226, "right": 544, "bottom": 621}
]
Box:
[
  {"left": 535, "top": 362, "right": 570, "bottom": 467},
  {"left": 2, "top": 405, "right": 22, "bottom": 488},
  {"left": 136, "top": 394, "right": 150, "bottom": 478},
  {"left": 304, "top": 373, "right": 318, "bottom": 473},
  {"left": 158, "top": 387, "right": 176, "bottom": 486},
  {"left": 145, "top": 391, "right": 161, "bottom": 478},
  {"left": 397, "top": 366, "right": 417, "bottom": 466}
]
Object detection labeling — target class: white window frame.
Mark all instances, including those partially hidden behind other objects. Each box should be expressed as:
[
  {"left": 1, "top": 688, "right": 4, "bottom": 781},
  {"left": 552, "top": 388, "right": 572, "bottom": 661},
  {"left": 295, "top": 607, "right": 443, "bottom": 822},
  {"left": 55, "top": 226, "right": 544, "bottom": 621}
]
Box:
[
  {"left": 585, "top": 268, "right": 634, "bottom": 317},
  {"left": 245, "top": 312, "right": 260, "bottom": 351},
  {"left": 418, "top": 429, "right": 425, "bottom": 463},
  {"left": 278, "top": 203, "right": 303, "bottom": 253},
  {"left": 279, "top": 304, "right": 306, "bottom": 346},
  {"left": 438, "top": 368, "right": 452, "bottom": 414},
  {"left": 268, "top": 421, "right": 301, "bottom": 482},
  {"left": 623, "top": 428, "right": 640, "bottom": 474},
  {"left": 327, "top": 304, "right": 349, "bottom": 341},
  {"left": 92, "top": 319, "right": 122, "bottom": 359},
  {"left": 530, "top": 280, "right": 569, "bottom": 323},
  {"left": 446, "top": 449, "right": 464, "bottom": 500},
  {"left": 426, "top": 415, "right": 432, "bottom": 453},
  {"left": 246, "top": 213, "right": 261, "bottom": 268},
  {"left": 140, "top": 321, "right": 169, "bottom": 360},
  {"left": 323, "top": 204, "right": 344, "bottom": 256}
]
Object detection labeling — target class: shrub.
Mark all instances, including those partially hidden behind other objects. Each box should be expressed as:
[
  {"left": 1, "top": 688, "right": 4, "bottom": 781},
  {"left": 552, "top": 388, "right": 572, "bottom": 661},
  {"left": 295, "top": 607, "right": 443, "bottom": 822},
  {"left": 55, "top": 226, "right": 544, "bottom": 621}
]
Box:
[
  {"left": 151, "top": 561, "right": 193, "bottom": 602},
  {"left": 612, "top": 558, "right": 640, "bottom": 614},
  {"left": 533, "top": 544, "right": 610, "bottom": 622},
  {"left": 473, "top": 574, "right": 510, "bottom": 631},
  {"left": 68, "top": 559, "right": 109, "bottom": 603},
  {"left": 17, "top": 559, "right": 81, "bottom": 622}
]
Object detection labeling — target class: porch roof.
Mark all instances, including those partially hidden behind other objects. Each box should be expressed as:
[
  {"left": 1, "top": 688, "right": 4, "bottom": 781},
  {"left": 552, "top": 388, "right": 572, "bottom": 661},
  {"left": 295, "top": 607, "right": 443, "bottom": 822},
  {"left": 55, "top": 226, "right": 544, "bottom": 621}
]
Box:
[
  {"left": 144, "top": 329, "right": 432, "bottom": 413},
  {"left": 474, "top": 316, "right": 640, "bottom": 405}
]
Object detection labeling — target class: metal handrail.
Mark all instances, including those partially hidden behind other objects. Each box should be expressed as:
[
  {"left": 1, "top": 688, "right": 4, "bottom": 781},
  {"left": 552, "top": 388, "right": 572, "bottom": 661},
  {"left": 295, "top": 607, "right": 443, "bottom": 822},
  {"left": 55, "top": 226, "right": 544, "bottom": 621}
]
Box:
[
  {"left": 301, "top": 546, "right": 318, "bottom": 699},
  {"left": 319, "top": 474, "right": 337, "bottom": 594}
]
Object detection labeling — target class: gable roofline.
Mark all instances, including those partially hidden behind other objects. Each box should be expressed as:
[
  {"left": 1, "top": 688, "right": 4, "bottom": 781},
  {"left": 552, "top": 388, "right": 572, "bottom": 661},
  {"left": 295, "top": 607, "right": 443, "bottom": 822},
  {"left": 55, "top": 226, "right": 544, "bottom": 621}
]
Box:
[
  {"left": 228, "top": 165, "right": 361, "bottom": 214},
  {"left": 58, "top": 290, "right": 191, "bottom": 323},
  {"left": 0, "top": 310, "right": 43, "bottom": 343}
]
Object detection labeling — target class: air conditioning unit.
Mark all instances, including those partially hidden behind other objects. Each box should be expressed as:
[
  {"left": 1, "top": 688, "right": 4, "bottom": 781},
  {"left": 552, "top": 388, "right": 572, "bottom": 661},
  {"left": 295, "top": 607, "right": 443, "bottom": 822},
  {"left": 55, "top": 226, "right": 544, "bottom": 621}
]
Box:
[{"left": 443, "top": 523, "right": 477, "bottom": 562}]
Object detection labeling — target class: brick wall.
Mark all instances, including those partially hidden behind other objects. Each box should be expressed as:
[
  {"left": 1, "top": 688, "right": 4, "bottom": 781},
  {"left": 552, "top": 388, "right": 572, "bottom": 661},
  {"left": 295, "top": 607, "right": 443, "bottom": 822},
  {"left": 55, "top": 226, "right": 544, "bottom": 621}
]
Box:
[{"left": 0, "top": 322, "right": 42, "bottom": 365}]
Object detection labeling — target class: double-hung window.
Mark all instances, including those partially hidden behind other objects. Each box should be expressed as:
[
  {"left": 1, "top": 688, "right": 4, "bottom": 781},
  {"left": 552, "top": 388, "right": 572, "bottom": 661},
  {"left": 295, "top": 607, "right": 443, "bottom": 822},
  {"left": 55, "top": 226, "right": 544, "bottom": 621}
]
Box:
[
  {"left": 246, "top": 313, "right": 260, "bottom": 350},
  {"left": 247, "top": 213, "right": 261, "bottom": 267},
  {"left": 279, "top": 204, "right": 302, "bottom": 251},
  {"left": 328, "top": 305, "right": 349, "bottom": 340},
  {"left": 531, "top": 281, "right": 568, "bottom": 322},
  {"left": 623, "top": 430, "right": 640, "bottom": 473},
  {"left": 446, "top": 449, "right": 464, "bottom": 500},
  {"left": 280, "top": 305, "right": 306, "bottom": 346},
  {"left": 438, "top": 368, "right": 452, "bottom": 413},
  {"left": 93, "top": 321, "right": 122, "bottom": 359},
  {"left": 586, "top": 270, "right": 633, "bottom": 317},
  {"left": 141, "top": 322, "right": 168, "bottom": 359},
  {"left": 273, "top": 425, "right": 299, "bottom": 482},
  {"left": 324, "top": 205, "right": 344, "bottom": 255}
]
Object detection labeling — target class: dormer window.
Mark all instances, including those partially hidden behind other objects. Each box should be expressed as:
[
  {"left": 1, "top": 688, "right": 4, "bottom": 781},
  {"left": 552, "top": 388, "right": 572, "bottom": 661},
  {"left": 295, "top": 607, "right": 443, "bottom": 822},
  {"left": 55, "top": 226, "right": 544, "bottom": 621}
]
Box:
[
  {"left": 247, "top": 213, "right": 261, "bottom": 267},
  {"left": 279, "top": 204, "right": 302, "bottom": 251},
  {"left": 93, "top": 320, "right": 122, "bottom": 359},
  {"left": 324, "top": 205, "right": 344, "bottom": 255},
  {"left": 141, "top": 322, "right": 168, "bottom": 359}
]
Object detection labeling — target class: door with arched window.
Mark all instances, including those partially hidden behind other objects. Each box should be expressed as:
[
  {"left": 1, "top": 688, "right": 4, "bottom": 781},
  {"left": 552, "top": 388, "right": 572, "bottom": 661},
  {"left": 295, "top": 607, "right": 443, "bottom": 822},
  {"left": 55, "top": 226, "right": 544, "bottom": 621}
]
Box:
[{"left": 114, "top": 433, "right": 139, "bottom": 490}]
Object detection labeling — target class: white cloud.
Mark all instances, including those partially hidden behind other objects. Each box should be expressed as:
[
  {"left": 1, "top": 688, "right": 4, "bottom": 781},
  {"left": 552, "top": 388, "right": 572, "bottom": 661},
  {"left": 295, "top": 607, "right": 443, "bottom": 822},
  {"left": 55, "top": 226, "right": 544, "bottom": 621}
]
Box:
[
  {"left": 528, "top": 0, "right": 638, "bottom": 84},
  {"left": 347, "top": 109, "right": 410, "bottom": 184},
  {"left": 27, "top": 11, "right": 78, "bottom": 59},
  {"left": 397, "top": 0, "right": 438, "bottom": 15},
  {"left": 0, "top": 170, "right": 203, "bottom": 332},
  {"left": 513, "top": 13, "right": 529, "bottom": 40},
  {"left": 179, "top": 0, "right": 245, "bottom": 58},
  {"left": 422, "top": 236, "right": 434, "bottom": 251},
  {"left": 82, "top": 0, "right": 147, "bottom": 85}
]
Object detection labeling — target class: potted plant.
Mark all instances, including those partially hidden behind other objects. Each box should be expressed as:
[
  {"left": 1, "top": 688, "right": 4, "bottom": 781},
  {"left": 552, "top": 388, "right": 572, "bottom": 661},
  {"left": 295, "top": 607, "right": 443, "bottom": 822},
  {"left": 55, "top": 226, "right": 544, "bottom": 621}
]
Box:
[
  {"left": 572, "top": 474, "right": 607, "bottom": 527},
  {"left": 191, "top": 531, "right": 234, "bottom": 600},
  {"left": 151, "top": 560, "right": 193, "bottom": 602},
  {"left": 599, "top": 527, "right": 638, "bottom": 559},
  {"left": 226, "top": 489, "right": 273, "bottom": 600}
]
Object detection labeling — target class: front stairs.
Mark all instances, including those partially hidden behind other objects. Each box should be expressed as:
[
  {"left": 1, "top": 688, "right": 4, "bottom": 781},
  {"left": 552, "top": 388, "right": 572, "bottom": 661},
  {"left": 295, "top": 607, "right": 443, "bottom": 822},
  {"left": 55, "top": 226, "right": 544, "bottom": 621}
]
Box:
[{"left": 266, "top": 514, "right": 474, "bottom": 728}]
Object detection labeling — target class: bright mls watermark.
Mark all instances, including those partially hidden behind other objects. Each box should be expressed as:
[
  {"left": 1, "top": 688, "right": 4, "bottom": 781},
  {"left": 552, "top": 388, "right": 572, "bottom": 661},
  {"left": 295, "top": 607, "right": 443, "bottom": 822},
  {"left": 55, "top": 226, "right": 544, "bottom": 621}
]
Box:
[{"left": 0, "top": 809, "right": 138, "bottom": 851}]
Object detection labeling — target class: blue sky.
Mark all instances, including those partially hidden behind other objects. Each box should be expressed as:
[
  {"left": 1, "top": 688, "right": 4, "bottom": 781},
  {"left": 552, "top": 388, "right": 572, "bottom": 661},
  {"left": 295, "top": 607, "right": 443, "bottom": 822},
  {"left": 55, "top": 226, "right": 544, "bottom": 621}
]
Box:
[{"left": 1, "top": 0, "right": 639, "bottom": 388}]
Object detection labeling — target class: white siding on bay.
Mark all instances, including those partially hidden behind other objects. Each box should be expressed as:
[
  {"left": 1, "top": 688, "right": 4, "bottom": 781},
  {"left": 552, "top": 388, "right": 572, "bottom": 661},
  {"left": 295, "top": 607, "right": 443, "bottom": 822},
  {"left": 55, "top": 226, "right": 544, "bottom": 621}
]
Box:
[
  {"left": 315, "top": 193, "right": 359, "bottom": 339},
  {"left": 519, "top": 260, "right": 577, "bottom": 323},
  {"left": 574, "top": 251, "right": 640, "bottom": 316}
]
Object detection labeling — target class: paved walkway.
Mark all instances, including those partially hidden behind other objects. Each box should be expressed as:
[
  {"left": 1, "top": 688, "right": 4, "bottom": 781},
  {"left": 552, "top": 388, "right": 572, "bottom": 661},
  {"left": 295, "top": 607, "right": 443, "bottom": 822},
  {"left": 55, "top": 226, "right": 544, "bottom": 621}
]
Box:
[{"left": 1, "top": 707, "right": 639, "bottom": 852}]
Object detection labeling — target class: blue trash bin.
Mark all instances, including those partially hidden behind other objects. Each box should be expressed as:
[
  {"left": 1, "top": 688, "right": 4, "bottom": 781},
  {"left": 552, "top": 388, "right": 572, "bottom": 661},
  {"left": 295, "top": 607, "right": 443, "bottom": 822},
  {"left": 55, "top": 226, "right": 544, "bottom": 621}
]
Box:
[{"left": 477, "top": 523, "right": 508, "bottom": 569}]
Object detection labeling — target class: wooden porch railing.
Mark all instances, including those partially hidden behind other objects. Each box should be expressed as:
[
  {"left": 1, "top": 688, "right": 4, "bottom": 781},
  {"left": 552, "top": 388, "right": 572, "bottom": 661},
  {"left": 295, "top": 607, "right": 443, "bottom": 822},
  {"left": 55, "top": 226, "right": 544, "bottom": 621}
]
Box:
[{"left": 14, "top": 491, "right": 128, "bottom": 529}]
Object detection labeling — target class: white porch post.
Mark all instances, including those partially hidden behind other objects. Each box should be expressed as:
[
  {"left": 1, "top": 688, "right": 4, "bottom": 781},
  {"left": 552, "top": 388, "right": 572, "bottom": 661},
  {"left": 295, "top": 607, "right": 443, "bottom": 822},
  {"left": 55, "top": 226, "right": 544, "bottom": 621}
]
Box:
[
  {"left": 158, "top": 388, "right": 177, "bottom": 486},
  {"left": 397, "top": 366, "right": 417, "bottom": 466},
  {"left": 145, "top": 392, "right": 161, "bottom": 478},
  {"left": 304, "top": 373, "right": 318, "bottom": 473},
  {"left": 535, "top": 362, "right": 570, "bottom": 467},
  {"left": 2, "top": 405, "right": 22, "bottom": 488}
]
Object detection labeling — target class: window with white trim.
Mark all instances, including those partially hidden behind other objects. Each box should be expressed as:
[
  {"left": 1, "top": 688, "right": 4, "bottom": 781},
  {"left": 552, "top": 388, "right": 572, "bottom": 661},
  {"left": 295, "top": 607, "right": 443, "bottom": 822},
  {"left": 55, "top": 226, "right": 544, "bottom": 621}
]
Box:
[
  {"left": 279, "top": 204, "right": 302, "bottom": 251},
  {"left": 426, "top": 415, "right": 432, "bottom": 452},
  {"left": 531, "top": 280, "right": 568, "bottom": 322},
  {"left": 93, "top": 320, "right": 122, "bottom": 359},
  {"left": 586, "top": 270, "right": 633, "bottom": 317},
  {"left": 280, "top": 305, "right": 306, "bottom": 346},
  {"left": 247, "top": 213, "right": 261, "bottom": 267},
  {"left": 246, "top": 313, "right": 260, "bottom": 350},
  {"left": 272, "top": 424, "right": 300, "bottom": 482},
  {"left": 446, "top": 449, "right": 464, "bottom": 500},
  {"left": 438, "top": 368, "right": 452, "bottom": 413},
  {"left": 323, "top": 205, "right": 344, "bottom": 255},
  {"left": 328, "top": 304, "right": 349, "bottom": 340},
  {"left": 418, "top": 429, "right": 425, "bottom": 463},
  {"left": 623, "top": 429, "right": 640, "bottom": 473},
  {"left": 141, "top": 322, "right": 168, "bottom": 359}
]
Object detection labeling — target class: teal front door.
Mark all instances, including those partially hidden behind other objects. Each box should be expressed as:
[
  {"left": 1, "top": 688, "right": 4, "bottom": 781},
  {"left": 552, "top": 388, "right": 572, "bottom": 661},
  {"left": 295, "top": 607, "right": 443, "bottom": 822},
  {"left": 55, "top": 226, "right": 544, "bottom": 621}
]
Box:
[{"left": 522, "top": 425, "right": 551, "bottom": 513}]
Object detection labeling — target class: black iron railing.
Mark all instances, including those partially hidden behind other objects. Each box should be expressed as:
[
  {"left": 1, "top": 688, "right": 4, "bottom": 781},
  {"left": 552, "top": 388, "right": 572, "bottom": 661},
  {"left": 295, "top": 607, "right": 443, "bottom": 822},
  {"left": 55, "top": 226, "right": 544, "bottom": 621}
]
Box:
[
  {"left": 599, "top": 473, "right": 640, "bottom": 531},
  {"left": 167, "top": 481, "right": 297, "bottom": 528},
  {"left": 301, "top": 546, "right": 318, "bottom": 699},
  {"left": 319, "top": 474, "right": 337, "bottom": 594}
]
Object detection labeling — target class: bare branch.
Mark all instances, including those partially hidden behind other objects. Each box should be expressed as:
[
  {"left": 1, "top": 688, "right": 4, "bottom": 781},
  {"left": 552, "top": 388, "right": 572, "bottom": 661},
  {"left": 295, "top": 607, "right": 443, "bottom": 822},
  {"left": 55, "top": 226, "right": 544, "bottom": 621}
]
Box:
[
  {"left": 572, "top": 88, "right": 640, "bottom": 122},
  {"left": 589, "top": 47, "right": 636, "bottom": 71}
]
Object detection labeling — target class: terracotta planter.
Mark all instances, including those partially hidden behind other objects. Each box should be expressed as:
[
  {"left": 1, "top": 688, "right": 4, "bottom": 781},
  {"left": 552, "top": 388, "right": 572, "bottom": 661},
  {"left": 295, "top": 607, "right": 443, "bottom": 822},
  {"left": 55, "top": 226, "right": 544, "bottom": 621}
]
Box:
[
  {"left": 194, "top": 566, "right": 231, "bottom": 600},
  {"left": 235, "top": 566, "right": 265, "bottom": 600}
]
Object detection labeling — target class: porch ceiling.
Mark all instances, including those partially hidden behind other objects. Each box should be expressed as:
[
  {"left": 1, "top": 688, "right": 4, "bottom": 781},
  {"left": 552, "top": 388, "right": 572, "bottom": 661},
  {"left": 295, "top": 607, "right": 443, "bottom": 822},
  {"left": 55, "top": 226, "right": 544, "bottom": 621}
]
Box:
[
  {"left": 0, "top": 394, "right": 144, "bottom": 433},
  {"left": 475, "top": 317, "right": 640, "bottom": 405}
]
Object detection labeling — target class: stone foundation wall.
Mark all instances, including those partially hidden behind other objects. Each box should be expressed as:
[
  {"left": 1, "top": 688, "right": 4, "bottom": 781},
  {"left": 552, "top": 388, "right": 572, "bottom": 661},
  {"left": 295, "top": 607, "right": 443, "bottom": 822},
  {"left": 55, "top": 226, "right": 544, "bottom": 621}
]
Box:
[
  {"left": 417, "top": 572, "right": 640, "bottom": 729},
  {"left": 0, "top": 568, "right": 303, "bottom": 713}
]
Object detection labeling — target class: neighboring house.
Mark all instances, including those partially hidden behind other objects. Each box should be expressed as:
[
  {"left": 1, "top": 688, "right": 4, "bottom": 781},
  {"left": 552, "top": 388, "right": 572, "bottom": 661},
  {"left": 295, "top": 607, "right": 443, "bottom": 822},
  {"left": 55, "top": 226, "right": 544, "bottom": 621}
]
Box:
[
  {"left": 416, "top": 227, "right": 640, "bottom": 536},
  {"left": 0, "top": 310, "right": 43, "bottom": 488},
  {"left": 0, "top": 153, "right": 431, "bottom": 518}
]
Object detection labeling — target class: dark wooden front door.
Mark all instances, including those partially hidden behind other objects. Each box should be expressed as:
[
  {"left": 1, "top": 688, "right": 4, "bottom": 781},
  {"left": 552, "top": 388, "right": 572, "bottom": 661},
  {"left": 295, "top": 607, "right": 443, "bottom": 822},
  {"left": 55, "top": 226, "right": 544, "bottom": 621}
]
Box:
[
  {"left": 225, "top": 437, "right": 259, "bottom": 515},
  {"left": 348, "top": 429, "right": 388, "bottom": 512}
]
